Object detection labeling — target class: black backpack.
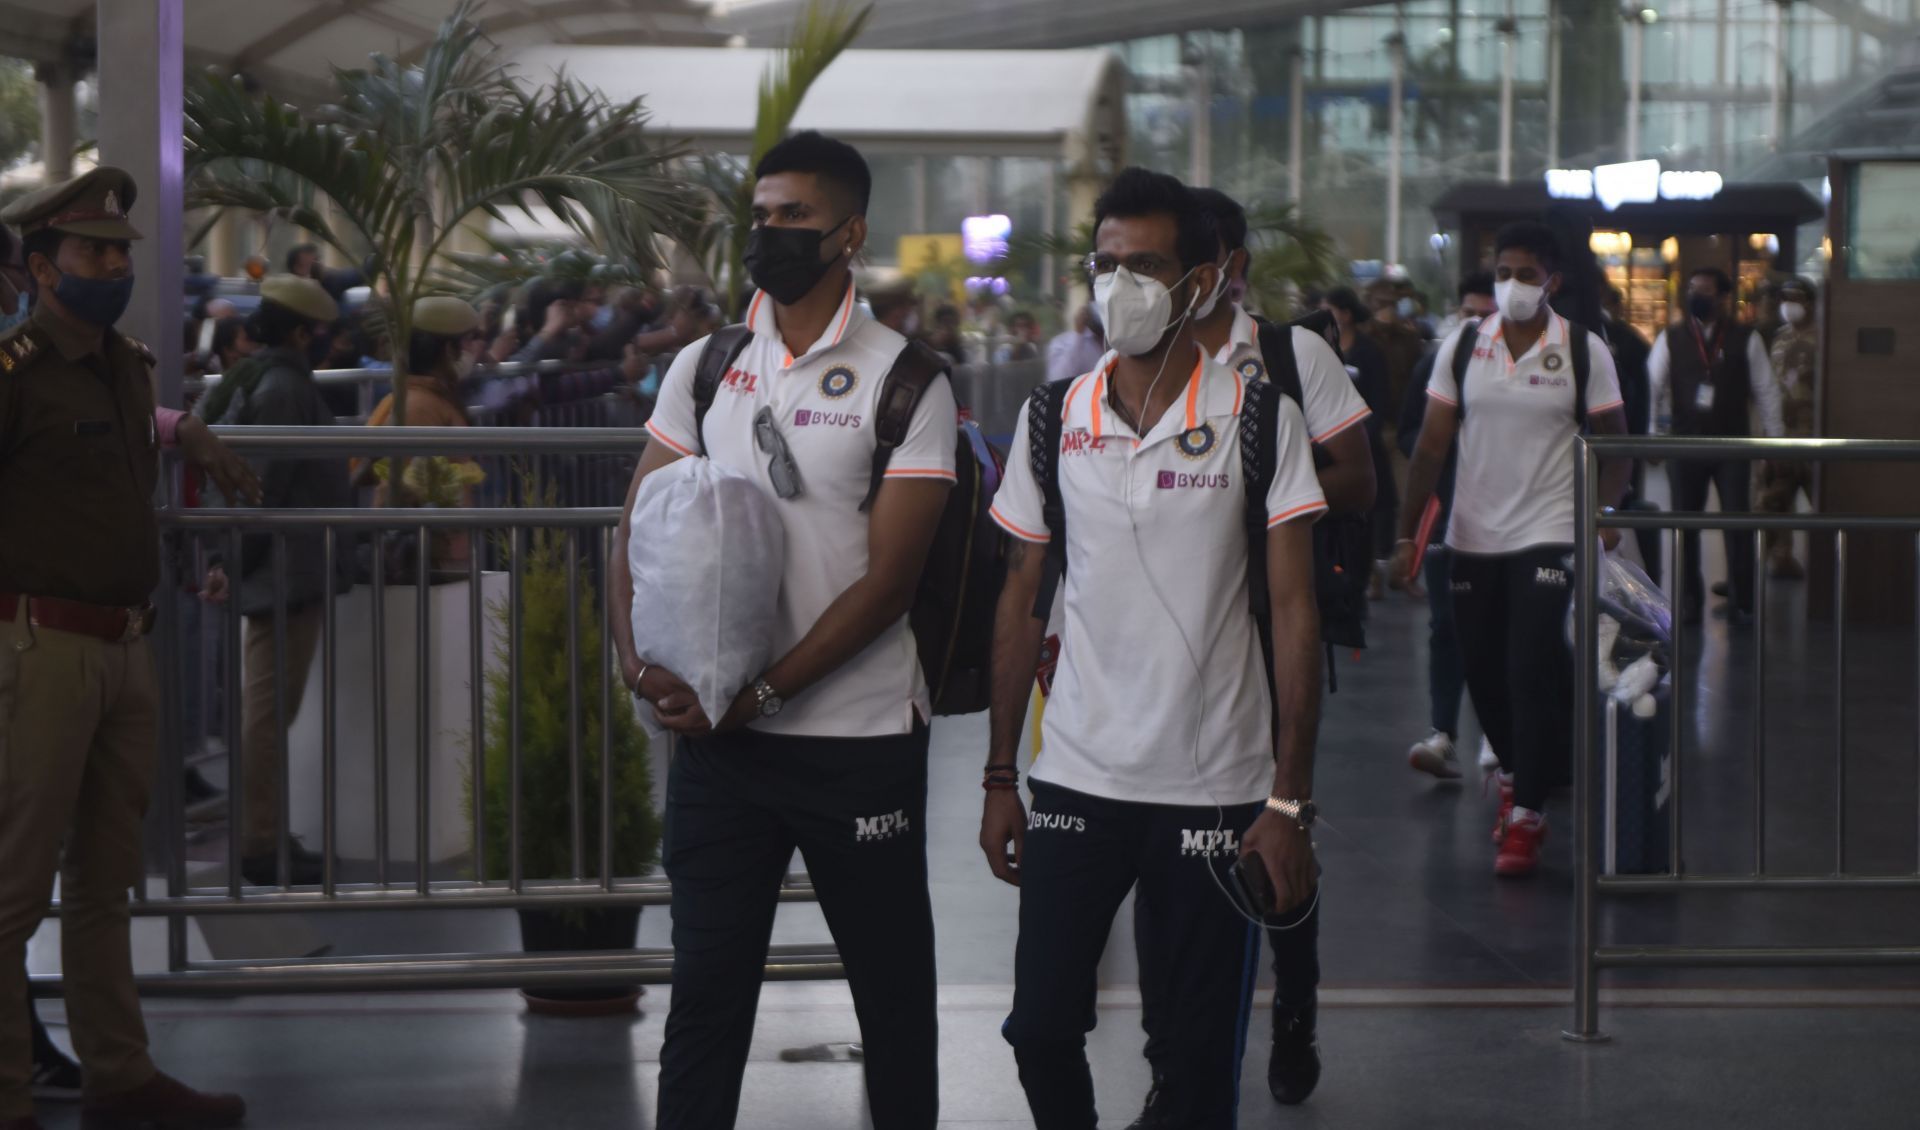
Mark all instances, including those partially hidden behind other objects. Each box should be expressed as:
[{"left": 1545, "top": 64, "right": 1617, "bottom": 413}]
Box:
[
  {"left": 1449, "top": 316, "right": 1591, "bottom": 426},
  {"left": 689, "top": 325, "right": 1005, "bottom": 716},
  {"left": 1252, "top": 316, "right": 1373, "bottom": 679}
]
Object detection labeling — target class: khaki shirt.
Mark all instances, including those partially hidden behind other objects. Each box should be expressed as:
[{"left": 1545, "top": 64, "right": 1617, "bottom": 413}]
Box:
[{"left": 0, "top": 304, "right": 160, "bottom": 606}]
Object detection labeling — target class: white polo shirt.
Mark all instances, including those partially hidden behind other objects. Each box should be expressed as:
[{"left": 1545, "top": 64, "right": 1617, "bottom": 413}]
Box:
[
  {"left": 990, "top": 346, "right": 1327, "bottom": 807},
  {"left": 646, "top": 282, "right": 958, "bottom": 738},
  {"left": 1427, "top": 313, "right": 1625, "bottom": 556},
  {"left": 1217, "top": 305, "right": 1372, "bottom": 444}
]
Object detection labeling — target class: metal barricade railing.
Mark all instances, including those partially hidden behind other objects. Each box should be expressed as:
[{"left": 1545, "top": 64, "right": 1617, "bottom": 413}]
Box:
[
  {"left": 36, "top": 427, "right": 840, "bottom": 997},
  {"left": 1569, "top": 435, "right": 1920, "bottom": 1041}
]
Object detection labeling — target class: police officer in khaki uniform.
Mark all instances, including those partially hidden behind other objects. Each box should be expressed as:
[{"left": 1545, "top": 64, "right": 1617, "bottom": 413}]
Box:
[{"left": 0, "top": 168, "right": 246, "bottom": 1129}]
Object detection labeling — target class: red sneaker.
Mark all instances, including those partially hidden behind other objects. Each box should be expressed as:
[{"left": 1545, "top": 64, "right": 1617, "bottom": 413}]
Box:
[
  {"left": 1495, "top": 810, "right": 1548, "bottom": 877},
  {"left": 1490, "top": 774, "right": 1515, "bottom": 844}
]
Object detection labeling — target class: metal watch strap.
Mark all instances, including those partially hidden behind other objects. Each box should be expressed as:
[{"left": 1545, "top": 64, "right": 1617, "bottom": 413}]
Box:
[{"left": 1266, "top": 796, "right": 1314, "bottom": 828}]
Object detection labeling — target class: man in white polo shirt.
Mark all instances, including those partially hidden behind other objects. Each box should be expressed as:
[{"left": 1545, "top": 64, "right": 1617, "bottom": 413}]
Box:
[
  {"left": 1183, "top": 185, "right": 1374, "bottom": 1106},
  {"left": 982, "top": 167, "right": 1325, "bottom": 1130},
  {"left": 1392, "top": 220, "right": 1632, "bottom": 878},
  {"left": 609, "top": 131, "right": 956, "bottom": 1130}
]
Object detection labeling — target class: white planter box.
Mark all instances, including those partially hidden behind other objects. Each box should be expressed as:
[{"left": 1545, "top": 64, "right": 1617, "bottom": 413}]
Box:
[{"left": 278, "top": 574, "right": 510, "bottom": 867}]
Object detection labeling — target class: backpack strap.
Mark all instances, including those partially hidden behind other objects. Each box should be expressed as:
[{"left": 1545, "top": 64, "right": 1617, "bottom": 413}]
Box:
[
  {"left": 1450, "top": 317, "right": 1482, "bottom": 420},
  {"left": 861, "top": 339, "right": 951, "bottom": 512},
  {"left": 1570, "top": 323, "right": 1590, "bottom": 431},
  {"left": 691, "top": 324, "right": 753, "bottom": 455},
  {"left": 1028, "top": 377, "right": 1072, "bottom": 623},
  {"left": 1239, "top": 378, "right": 1281, "bottom": 625},
  {"left": 1254, "top": 319, "right": 1305, "bottom": 409}
]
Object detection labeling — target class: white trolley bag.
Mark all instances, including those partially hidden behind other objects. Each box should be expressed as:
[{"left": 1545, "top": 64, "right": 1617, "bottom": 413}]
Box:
[{"left": 627, "top": 458, "right": 786, "bottom": 729}]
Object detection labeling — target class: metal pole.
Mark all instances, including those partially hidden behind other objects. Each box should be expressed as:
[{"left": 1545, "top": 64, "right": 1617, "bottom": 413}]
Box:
[
  {"left": 272, "top": 537, "right": 290, "bottom": 889},
  {"left": 1914, "top": 530, "right": 1919, "bottom": 875},
  {"left": 1769, "top": 0, "right": 1788, "bottom": 151},
  {"left": 1546, "top": 0, "right": 1563, "bottom": 167},
  {"left": 1386, "top": 31, "right": 1406, "bottom": 267},
  {"left": 417, "top": 525, "right": 432, "bottom": 894},
  {"left": 323, "top": 530, "right": 338, "bottom": 896},
  {"left": 509, "top": 528, "right": 524, "bottom": 894},
  {"left": 601, "top": 527, "right": 616, "bottom": 891},
  {"left": 1711, "top": 0, "right": 1729, "bottom": 167},
  {"left": 1834, "top": 529, "right": 1848, "bottom": 874},
  {"left": 1753, "top": 534, "right": 1767, "bottom": 875},
  {"left": 567, "top": 533, "right": 584, "bottom": 880},
  {"left": 1668, "top": 527, "right": 1685, "bottom": 875},
  {"left": 1626, "top": 14, "right": 1644, "bottom": 162},
  {"left": 226, "top": 528, "right": 243, "bottom": 899},
  {"left": 1288, "top": 46, "right": 1306, "bottom": 203},
  {"left": 469, "top": 549, "right": 486, "bottom": 884},
  {"left": 1042, "top": 161, "right": 1058, "bottom": 301},
  {"left": 1498, "top": 14, "right": 1517, "bottom": 183},
  {"left": 1188, "top": 42, "right": 1212, "bottom": 188},
  {"left": 372, "top": 536, "right": 390, "bottom": 886},
  {"left": 1567, "top": 440, "right": 1607, "bottom": 1042}
]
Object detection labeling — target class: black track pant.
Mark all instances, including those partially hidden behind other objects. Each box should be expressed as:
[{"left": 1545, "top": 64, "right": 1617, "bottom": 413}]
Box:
[
  {"left": 1004, "top": 781, "right": 1263, "bottom": 1130},
  {"left": 1670, "top": 456, "right": 1754, "bottom": 613},
  {"left": 1451, "top": 545, "right": 1576, "bottom": 813},
  {"left": 656, "top": 724, "right": 936, "bottom": 1130}
]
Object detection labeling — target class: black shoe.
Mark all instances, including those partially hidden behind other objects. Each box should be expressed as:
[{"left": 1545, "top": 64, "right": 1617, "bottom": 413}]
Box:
[
  {"left": 1269, "top": 1008, "right": 1322, "bottom": 1105},
  {"left": 30, "top": 1039, "right": 83, "bottom": 1103},
  {"left": 183, "top": 768, "right": 224, "bottom": 804},
  {"left": 241, "top": 838, "right": 326, "bottom": 886},
  {"left": 1124, "top": 1083, "right": 1179, "bottom": 1130}
]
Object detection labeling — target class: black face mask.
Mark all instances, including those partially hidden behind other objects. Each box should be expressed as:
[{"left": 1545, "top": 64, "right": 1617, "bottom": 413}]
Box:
[
  {"left": 1688, "top": 294, "right": 1718, "bottom": 322},
  {"left": 744, "top": 215, "right": 851, "bottom": 306},
  {"left": 53, "top": 272, "right": 136, "bottom": 327}
]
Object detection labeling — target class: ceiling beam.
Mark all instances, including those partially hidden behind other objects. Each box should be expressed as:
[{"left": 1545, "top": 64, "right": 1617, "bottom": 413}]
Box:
[{"left": 236, "top": 1, "right": 390, "bottom": 69}]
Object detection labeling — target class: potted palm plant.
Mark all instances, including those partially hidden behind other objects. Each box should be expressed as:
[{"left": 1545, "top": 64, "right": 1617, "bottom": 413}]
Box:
[
  {"left": 183, "top": 0, "right": 696, "bottom": 433},
  {"left": 475, "top": 518, "right": 659, "bottom": 1015}
]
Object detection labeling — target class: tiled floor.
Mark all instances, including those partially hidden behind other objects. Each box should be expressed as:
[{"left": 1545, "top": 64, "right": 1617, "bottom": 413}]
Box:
[{"left": 26, "top": 477, "right": 1920, "bottom": 1127}]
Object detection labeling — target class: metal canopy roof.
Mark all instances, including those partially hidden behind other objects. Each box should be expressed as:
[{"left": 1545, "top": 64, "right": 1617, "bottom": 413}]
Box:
[
  {"left": 715, "top": 0, "right": 1382, "bottom": 49},
  {"left": 507, "top": 44, "right": 1127, "bottom": 158},
  {"left": 0, "top": 0, "right": 729, "bottom": 99}
]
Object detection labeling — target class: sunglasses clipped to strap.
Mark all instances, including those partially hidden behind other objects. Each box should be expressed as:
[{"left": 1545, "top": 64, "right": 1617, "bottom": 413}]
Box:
[{"left": 752, "top": 405, "right": 804, "bottom": 500}]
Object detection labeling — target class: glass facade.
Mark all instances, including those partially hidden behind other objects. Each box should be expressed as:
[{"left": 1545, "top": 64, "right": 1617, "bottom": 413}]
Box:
[{"left": 1109, "top": 0, "right": 1910, "bottom": 295}]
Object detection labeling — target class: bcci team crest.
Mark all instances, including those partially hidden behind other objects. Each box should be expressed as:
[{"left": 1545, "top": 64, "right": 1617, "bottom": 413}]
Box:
[
  {"left": 819, "top": 365, "right": 858, "bottom": 399},
  {"left": 1237, "top": 357, "right": 1265, "bottom": 382},
  {"left": 1177, "top": 422, "right": 1217, "bottom": 460},
  {"left": 1543, "top": 352, "right": 1563, "bottom": 372}
]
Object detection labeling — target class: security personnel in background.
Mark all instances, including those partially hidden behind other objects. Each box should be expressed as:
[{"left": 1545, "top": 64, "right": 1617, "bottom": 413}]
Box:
[
  {"left": 205, "top": 276, "right": 351, "bottom": 888},
  {"left": 1760, "top": 277, "right": 1819, "bottom": 579},
  {"left": 0, "top": 168, "right": 247, "bottom": 1129}
]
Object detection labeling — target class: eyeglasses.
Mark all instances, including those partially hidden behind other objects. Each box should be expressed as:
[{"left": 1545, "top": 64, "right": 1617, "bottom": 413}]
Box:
[
  {"left": 1084, "top": 251, "right": 1175, "bottom": 280},
  {"left": 753, "top": 405, "right": 803, "bottom": 500}
]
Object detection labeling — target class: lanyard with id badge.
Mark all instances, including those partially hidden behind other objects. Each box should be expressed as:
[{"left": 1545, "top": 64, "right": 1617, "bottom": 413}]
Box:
[{"left": 1689, "top": 321, "right": 1722, "bottom": 412}]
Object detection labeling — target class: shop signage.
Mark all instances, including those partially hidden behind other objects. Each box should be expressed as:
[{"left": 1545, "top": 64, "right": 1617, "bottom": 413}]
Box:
[{"left": 1545, "top": 160, "right": 1724, "bottom": 211}]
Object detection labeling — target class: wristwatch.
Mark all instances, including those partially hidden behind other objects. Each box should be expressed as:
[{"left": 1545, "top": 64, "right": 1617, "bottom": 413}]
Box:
[
  {"left": 750, "top": 678, "right": 784, "bottom": 718},
  {"left": 1265, "top": 797, "right": 1317, "bottom": 831}
]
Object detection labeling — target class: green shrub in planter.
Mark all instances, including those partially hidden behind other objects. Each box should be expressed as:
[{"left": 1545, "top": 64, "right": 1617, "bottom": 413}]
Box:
[{"left": 471, "top": 525, "right": 659, "bottom": 894}]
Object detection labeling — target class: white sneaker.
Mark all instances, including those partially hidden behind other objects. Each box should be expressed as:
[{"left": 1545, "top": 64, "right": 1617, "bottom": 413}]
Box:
[
  {"left": 1408, "top": 731, "right": 1463, "bottom": 779},
  {"left": 1478, "top": 737, "right": 1499, "bottom": 774}
]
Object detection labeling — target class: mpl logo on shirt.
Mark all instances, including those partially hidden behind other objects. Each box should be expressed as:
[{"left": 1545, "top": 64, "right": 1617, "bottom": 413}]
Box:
[
  {"left": 795, "top": 408, "right": 862, "bottom": 429},
  {"left": 1535, "top": 566, "right": 1569, "bottom": 587},
  {"left": 854, "top": 810, "right": 911, "bottom": 843},
  {"left": 1156, "top": 471, "right": 1231, "bottom": 490},
  {"left": 722, "top": 367, "right": 758, "bottom": 395},
  {"left": 1180, "top": 828, "right": 1240, "bottom": 858},
  {"left": 1060, "top": 429, "right": 1113, "bottom": 457}
]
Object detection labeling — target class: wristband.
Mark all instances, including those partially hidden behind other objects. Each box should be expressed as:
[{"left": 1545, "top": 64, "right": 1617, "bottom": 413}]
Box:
[{"left": 630, "top": 662, "right": 651, "bottom": 699}]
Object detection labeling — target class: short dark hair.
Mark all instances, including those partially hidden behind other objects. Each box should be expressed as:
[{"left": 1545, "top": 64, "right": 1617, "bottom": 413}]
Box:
[
  {"left": 286, "top": 243, "right": 320, "bottom": 272},
  {"left": 210, "top": 314, "right": 247, "bottom": 359},
  {"left": 1190, "top": 187, "right": 1247, "bottom": 255},
  {"left": 1458, "top": 270, "right": 1495, "bottom": 300},
  {"left": 1493, "top": 221, "right": 1561, "bottom": 274},
  {"left": 1689, "top": 267, "right": 1733, "bottom": 296},
  {"left": 754, "top": 130, "right": 872, "bottom": 215},
  {"left": 408, "top": 329, "right": 460, "bottom": 377},
  {"left": 1093, "top": 167, "right": 1216, "bottom": 272},
  {"left": 20, "top": 229, "right": 64, "bottom": 295},
  {"left": 1324, "top": 285, "right": 1371, "bottom": 323}
]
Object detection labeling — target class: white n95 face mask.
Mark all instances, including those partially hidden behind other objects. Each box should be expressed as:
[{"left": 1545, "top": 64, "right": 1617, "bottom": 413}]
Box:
[
  {"left": 1495, "top": 278, "right": 1546, "bottom": 323},
  {"left": 1094, "top": 267, "right": 1190, "bottom": 357},
  {"left": 1193, "top": 261, "right": 1231, "bottom": 321}
]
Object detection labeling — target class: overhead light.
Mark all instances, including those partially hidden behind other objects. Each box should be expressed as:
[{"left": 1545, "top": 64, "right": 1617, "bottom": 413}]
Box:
[
  {"left": 1660, "top": 237, "right": 1680, "bottom": 264},
  {"left": 1638, "top": 7, "right": 1660, "bottom": 23}
]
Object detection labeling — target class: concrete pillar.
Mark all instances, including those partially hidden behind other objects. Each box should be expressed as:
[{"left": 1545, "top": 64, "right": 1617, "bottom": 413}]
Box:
[
  {"left": 35, "top": 63, "right": 78, "bottom": 183},
  {"left": 1547, "top": 0, "right": 1563, "bottom": 167},
  {"left": 96, "top": 0, "right": 185, "bottom": 409},
  {"left": 1288, "top": 47, "right": 1305, "bottom": 202},
  {"left": 1769, "top": 0, "right": 1790, "bottom": 151},
  {"left": 1187, "top": 39, "right": 1212, "bottom": 188},
  {"left": 1497, "top": 14, "right": 1518, "bottom": 182},
  {"left": 1041, "top": 161, "right": 1057, "bottom": 301},
  {"left": 1711, "top": 0, "right": 1728, "bottom": 167},
  {"left": 1385, "top": 31, "right": 1405, "bottom": 267},
  {"left": 212, "top": 210, "right": 248, "bottom": 278},
  {"left": 1625, "top": 12, "right": 1645, "bottom": 162}
]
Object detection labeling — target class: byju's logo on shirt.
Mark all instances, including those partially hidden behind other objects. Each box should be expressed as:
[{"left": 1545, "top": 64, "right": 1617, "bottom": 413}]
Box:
[
  {"left": 1029, "top": 812, "right": 1087, "bottom": 833},
  {"left": 855, "top": 810, "right": 911, "bottom": 842},
  {"left": 1528, "top": 374, "right": 1571, "bottom": 389},
  {"left": 1180, "top": 828, "right": 1240, "bottom": 858},
  {"left": 795, "top": 408, "right": 862, "bottom": 429},
  {"left": 1156, "top": 471, "right": 1231, "bottom": 490}
]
